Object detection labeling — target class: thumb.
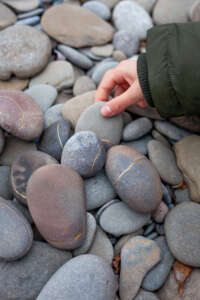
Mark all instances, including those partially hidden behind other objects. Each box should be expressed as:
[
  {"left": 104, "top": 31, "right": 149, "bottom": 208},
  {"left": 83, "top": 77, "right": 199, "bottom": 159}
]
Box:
[{"left": 101, "top": 80, "right": 143, "bottom": 117}]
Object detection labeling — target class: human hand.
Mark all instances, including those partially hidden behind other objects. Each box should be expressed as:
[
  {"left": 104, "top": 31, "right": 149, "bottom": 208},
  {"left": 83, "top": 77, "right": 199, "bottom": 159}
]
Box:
[{"left": 95, "top": 60, "right": 147, "bottom": 117}]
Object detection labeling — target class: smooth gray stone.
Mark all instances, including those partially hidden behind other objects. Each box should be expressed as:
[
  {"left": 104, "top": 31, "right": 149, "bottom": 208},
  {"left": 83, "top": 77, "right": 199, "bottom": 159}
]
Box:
[
  {"left": 123, "top": 117, "right": 153, "bottom": 141},
  {"left": 88, "top": 226, "right": 114, "bottom": 264},
  {"left": 162, "top": 184, "right": 172, "bottom": 205},
  {"left": 92, "top": 61, "right": 118, "bottom": 84},
  {"left": 120, "top": 236, "right": 161, "bottom": 300},
  {"left": 99, "top": 201, "right": 150, "bottom": 237},
  {"left": 142, "top": 236, "right": 174, "bottom": 291},
  {"left": 146, "top": 232, "right": 158, "bottom": 240},
  {"left": 114, "top": 229, "right": 144, "bottom": 256},
  {"left": 73, "top": 213, "right": 97, "bottom": 256},
  {"left": 83, "top": 1, "right": 111, "bottom": 20},
  {"left": 0, "top": 166, "right": 12, "bottom": 199},
  {"left": 85, "top": 170, "right": 117, "bottom": 210},
  {"left": 95, "top": 199, "right": 120, "bottom": 223},
  {"left": 87, "top": 63, "right": 99, "bottom": 78},
  {"left": 156, "top": 224, "right": 165, "bottom": 235},
  {"left": 152, "top": 129, "right": 171, "bottom": 149},
  {"left": 148, "top": 140, "right": 183, "bottom": 186},
  {"left": 0, "top": 241, "right": 72, "bottom": 300},
  {"left": 17, "top": 8, "right": 44, "bottom": 19},
  {"left": 73, "top": 76, "right": 96, "bottom": 96},
  {"left": 144, "top": 223, "right": 156, "bottom": 236},
  {"left": 154, "top": 120, "right": 191, "bottom": 141},
  {"left": 80, "top": 48, "right": 102, "bottom": 61},
  {"left": 12, "top": 198, "right": 33, "bottom": 224},
  {"left": 0, "top": 128, "right": 5, "bottom": 155},
  {"left": 133, "top": 0, "right": 156, "bottom": 12},
  {"left": 76, "top": 102, "right": 123, "bottom": 148},
  {"left": 165, "top": 202, "right": 200, "bottom": 266},
  {"left": 61, "top": 131, "right": 106, "bottom": 178},
  {"left": 16, "top": 16, "right": 40, "bottom": 25},
  {"left": 37, "top": 254, "right": 117, "bottom": 300},
  {"left": 122, "top": 134, "right": 153, "bottom": 155},
  {"left": 122, "top": 111, "right": 132, "bottom": 125},
  {"left": 0, "top": 198, "right": 33, "bottom": 261},
  {"left": 44, "top": 104, "right": 64, "bottom": 128},
  {"left": 25, "top": 84, "right": 57, "bottom": 113},
  {"left": 112, "top": 0, "right": 153, "bottom": 40},
  {"left": 174, "top": 188, "right": 191, "bottom": 204},
  {"left": 113, "top": 30, "right": 140, "bottom": 57},
  {"left": 58, "top": 45, "right": 93, "bottom": 70},
  {"left": 135, "top": 289, "right": 160, "bottom": 300}
]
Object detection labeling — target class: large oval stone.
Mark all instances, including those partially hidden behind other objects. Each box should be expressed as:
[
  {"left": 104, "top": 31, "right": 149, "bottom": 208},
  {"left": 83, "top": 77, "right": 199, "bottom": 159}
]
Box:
[
  {"left": 0, "top": 241, "right": 72, "bottom": 300},
  {"left": 37, "top": 254, "right": 117, "bottom": 300},
  {"left": 165, "top": 202, "right": 200, "bottom": 267},
  {"left": 27, "top": 164, "right": 86, "bottom": 250},
  {"left": 0, "top": 197, "right": 33, "bottom": 261},
  {"left": 0, "top": 90, "right": 43, "bottom": 141},
  {"left": 11, "top": 150, "right": 57, "bottom": 205},
  {"left": 106, "top": 145, "right": 162, "bottom": 213},
  {"left": 76, "top": 102, "right": 123, "bottom": 148},
  {"left": 0, "top": 25, "right": 51, "bottom": 80},
  {"left": 41, "top": 4, "right": 114, "bottom": 48}
]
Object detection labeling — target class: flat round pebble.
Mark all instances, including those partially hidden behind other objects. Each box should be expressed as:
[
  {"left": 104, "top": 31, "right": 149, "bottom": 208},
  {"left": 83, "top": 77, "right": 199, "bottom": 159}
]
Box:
[
  {"left": 0, "top": 241, "right": 72, "bottom": 300},
  {"left": 37, "top": 254, "right": 117, "bottom": 300},
  {"left": 91, "top": 44, "right": 113, "bottom": 57},
  {"left": 30, "top": 61, "right": 75, "bottom": 90},
  {"left": 73, "top": 76, "right": 96, "bottom": 96},
  {"left": 62, "top": 91, "right": 95, "bottom": 128},
  {"left": 44, "top": 104, "right": 64, "bottom": 128},
  {"left": 41, "top": 4, "right": 114, "bottom": 48},
  {"left": 135, "top": 289, "right": 160, "bottom": 300},
  {"left": 113, "top": 0, "right": 153, "bottom": 40},
  {"left": 120, "top": 236, "right": 161, "bottom": 300},
  {"left": 152, "top": 201, "right": 168, "bottom": 224},
  {"left": 113, "top": 30, "right": 140, "bottom": 57},
  {"left": 142, "top": 236, "right": 174, "bottom": 291},
  {"left": 0, "top": 25, "right": 51, "bottom": 80},
  {"left": 0, "top": 90, "right": 43, "bottom": 141},
  {"left": 154, "top": 120, "right": 191, "bottom": 141},
  {"left": 39, "top": 119, "right": 71, "bottom": 161},
  {"left": 2, "top": 0, "right": 40, "bottom": 12},
  {"left": 83, "top": 1, "right": 111, "bottom": 20},
  {"left": 72, "top": 213, "right": 97, "bottom": 256},
  {"left": 76, "top": 102, "right": 123, "bottom": 148},
  {"left": 27, "top": 164, "right": 86, "bottom": 250},
  {"left": 122, "top": 134, "right": 153, "bottom": 155},
  {"left": 57, "top": 45, "right": 93, "bottom": 70},
  {"left": 92, "top": 61, "right": 118, "bottom": 85},
  {"left": 0, "top": 166, "right": 12, "bottom": 200},
  {"left": 99, "top": 201, "right": 150, "bottom": 237},
  {"left": 147, "top": 140, "right": 183, "bottom": 186},
  {"left": 0, "top": 197, "right": 33, "bottom": 261},
  {"left": 165, "top": 202, "right": 200, "bottom": 266},
  {"left": 88, "top": 226, "right": 114, "bottom": 264},
  {"left": 25, "top": 84, "right": 57, "bottom": 113},
  {"left": 123, "top": 117, "right": 153, "bottom": 141},
  {"left": 106, "top": 145, "right": 162, "bottom": 213},
  {"left": 11, "top": 150, "right": 57, "bottom": 205},
  {"left": 85, "top": 170, "right": 117, "bottom": 210},
  {"left": 61, "top": 131, "right": 106, "bottom": 178},
  {"left": 0, "top": 3, "right": 17, "bottom": 29}
]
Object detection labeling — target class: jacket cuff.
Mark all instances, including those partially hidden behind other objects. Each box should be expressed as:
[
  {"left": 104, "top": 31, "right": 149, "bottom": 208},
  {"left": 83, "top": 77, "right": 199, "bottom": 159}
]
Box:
[{"left": 137, "top": 53, "right": 154, "bottom": 107}]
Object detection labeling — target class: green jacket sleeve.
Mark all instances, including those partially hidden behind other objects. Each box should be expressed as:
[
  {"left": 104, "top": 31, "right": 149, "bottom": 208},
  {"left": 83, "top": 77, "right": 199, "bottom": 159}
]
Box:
[{"left": 137, "top": 22, "right": 200, "bottom": 118}]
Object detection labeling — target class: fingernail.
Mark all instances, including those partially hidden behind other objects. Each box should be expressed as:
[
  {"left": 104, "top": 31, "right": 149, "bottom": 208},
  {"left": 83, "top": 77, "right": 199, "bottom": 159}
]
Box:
[{"left": 101, "top": 105, "right": 112, "bottom": 117}]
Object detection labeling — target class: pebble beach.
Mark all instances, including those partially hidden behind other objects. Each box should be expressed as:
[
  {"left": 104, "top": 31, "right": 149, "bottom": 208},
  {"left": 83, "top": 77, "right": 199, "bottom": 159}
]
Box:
[{"left": 0, "top": 0, "right": 200, "bottom": 299}]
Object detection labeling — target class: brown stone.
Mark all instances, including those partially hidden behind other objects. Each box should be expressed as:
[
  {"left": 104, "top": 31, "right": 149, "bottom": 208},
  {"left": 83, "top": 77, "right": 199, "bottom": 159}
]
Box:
[
  {"left": 0, "top": 25, "right": 51, "bottom": 80},
  {"left": 106, "top": 145, "right": 162, "bottom": 214},
  {"left": 0, "top": 3, "right": 17, "bottom": 29},
  {"left": 0, "top": 90, "right": 43, "bottom": 141},
  {"left": 174, "top": 135, "right": 200, "bottom": 203},
  {"left": 62, "top": 91, "right": 96, "bottom": 128},
  {"left": 11, "top": 151, "right": 57, "bottom": 206},
  {"left": 157, "top": 269, "right": 200, "bottom": 300},
  {"left": 41, "top": 4, "right": 114, "bottom": 48},
  {"left": 27, "top": 164, "right": 86, "bottom": 250},
  {"left": 0, "top": 136, "right": 36, "bottom": 166},
  {"left": 170, "top": 115, "right": 200, "bottom": 133},
  {"left": 0, "top": 78, "right": 29, "bottom": 91}
]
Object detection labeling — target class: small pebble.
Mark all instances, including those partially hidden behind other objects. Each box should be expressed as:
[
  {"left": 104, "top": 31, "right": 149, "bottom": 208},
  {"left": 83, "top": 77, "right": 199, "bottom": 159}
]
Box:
[
  {"left": 174, "top": 188, "right": 191, "bottom": 204},
  {"left": 154, "top": 120, "right": 191, "bottom": 141},
  {"left": 144, "top": 222, "right": 156, "bottom": 236},
  {"left": 83, "top": 1, "right": 111, "bottom": 20},
  {"left": 44, "top": 104, "right": 64, "bottom": 128},
  {"left": 91, "top": 44, "right": 113, "bottom": 57},
  {"left": 113, "top": 30, "right": 140, "bottom": 57},
  {"left": 122, "top": 134, "right": 153, "bottom": 155},
  {"left": 123, "top": 117, "right": 153, "bottom": 141},
  {"left": 73, "top": 76, "right": 96, "bottom": 96},
  {"left": 146, "top": 232, "right": 158, "bottom": 240},
  {"left": 152, "top": 201, "right": 169, "bottom": 224}
]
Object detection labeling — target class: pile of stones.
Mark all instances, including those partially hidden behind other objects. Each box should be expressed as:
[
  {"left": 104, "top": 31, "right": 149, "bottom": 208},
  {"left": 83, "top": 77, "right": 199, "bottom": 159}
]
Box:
[{"left": 0, "top": 0, "right": 200, "bottom": 299}]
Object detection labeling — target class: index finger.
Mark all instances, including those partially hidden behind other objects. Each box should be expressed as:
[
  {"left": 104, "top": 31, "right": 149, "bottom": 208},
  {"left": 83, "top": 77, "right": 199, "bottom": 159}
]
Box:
[{"left": 95, "top": 68, "right": 125, "bottom": 103}]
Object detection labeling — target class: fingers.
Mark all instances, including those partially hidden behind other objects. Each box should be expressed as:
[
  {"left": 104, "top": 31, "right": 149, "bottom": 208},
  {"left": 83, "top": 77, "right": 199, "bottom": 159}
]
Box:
[
  {"left": 136, "top": 100, "right": 148, "bottom": 108},
  {"left": 101, "top": 79, "right": 146, "bottom": 117},
  {"left": 95, "top": 67, "right": 125, "bottom": 103}
]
